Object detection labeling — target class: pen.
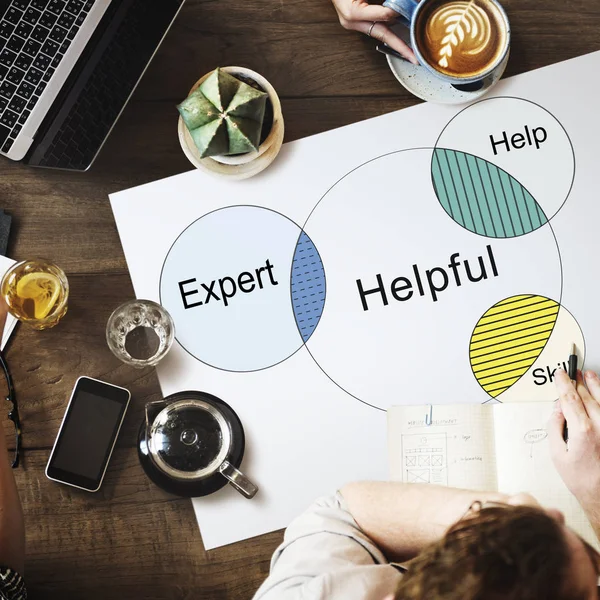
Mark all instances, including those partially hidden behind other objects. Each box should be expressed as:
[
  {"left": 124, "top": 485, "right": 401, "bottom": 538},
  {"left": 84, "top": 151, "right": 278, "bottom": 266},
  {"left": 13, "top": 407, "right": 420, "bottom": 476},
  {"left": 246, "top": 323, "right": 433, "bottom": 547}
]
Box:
[
  {"left": 568, "top": 342, "right": 577, "bottom": 381},
  {"left": 564, "top": 343, "right": 577, "bottom": 443},
  {"left": 375, "top": 44, "right": 409, "bottom": 62}
]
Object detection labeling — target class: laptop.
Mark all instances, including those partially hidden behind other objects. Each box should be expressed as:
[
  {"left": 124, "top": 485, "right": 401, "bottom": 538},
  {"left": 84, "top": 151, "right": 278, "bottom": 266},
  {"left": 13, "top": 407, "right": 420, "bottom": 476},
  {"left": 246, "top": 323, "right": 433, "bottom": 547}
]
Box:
[{"left": 0, "top": 0, "right": 185, "bottom": 170}]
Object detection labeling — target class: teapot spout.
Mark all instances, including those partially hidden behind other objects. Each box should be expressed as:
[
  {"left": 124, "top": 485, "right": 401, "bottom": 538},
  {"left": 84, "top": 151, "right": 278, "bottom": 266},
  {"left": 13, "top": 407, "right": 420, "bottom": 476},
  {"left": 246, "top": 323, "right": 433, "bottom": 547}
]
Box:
[{"left": 144, "top": 400, "right": 169, "bottom": 430}]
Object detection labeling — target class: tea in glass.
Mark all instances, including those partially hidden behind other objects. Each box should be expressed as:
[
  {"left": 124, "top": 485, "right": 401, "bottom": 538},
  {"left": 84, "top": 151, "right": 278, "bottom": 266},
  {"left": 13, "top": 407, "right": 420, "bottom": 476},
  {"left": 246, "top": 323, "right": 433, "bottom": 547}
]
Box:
[{"left": 1, "top": 259, "right": 69, "bottom": 330}]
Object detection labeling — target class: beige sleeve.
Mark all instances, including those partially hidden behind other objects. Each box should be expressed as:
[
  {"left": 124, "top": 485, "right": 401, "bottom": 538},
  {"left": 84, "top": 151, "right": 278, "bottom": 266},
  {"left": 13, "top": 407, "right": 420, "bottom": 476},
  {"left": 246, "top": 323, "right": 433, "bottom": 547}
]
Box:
[{"left": 252, "top": 492, "right": 402, "bottom": 600}]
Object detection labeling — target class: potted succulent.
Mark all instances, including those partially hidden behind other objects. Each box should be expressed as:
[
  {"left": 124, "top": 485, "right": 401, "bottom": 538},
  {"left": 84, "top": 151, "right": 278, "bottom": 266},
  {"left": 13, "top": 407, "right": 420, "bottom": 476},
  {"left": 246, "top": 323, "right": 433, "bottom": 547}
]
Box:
[{"left": 177, "top": 67, "right": 284, "bottom": 179}]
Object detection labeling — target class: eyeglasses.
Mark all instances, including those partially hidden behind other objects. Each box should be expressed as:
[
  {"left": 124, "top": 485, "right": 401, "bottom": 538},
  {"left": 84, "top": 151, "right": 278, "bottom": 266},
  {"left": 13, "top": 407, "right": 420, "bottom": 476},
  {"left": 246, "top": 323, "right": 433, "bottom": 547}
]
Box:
[{"left": 0, "top": 350, "right": 20, "bottom": 468}]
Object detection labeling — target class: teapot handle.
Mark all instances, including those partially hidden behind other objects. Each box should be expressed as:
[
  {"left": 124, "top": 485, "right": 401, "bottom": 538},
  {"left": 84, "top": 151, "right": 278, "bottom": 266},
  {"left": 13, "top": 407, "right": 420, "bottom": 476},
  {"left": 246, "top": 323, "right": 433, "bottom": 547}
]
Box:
[{"left": 219, "top": 461, "right": 259, "bottom": 499}]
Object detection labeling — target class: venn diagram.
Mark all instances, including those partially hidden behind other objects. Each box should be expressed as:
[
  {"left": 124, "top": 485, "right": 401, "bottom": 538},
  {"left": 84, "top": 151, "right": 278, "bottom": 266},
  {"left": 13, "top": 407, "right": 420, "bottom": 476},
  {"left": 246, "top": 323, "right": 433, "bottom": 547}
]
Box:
[{"left": 160, "top": 97, "right": 581, "bottom": 409}]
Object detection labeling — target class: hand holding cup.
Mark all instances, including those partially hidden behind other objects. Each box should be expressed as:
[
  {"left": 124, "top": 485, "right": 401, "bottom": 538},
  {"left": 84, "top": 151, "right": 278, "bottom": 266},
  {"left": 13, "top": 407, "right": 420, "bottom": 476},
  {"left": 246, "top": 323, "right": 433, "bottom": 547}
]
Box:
[{"left": 330, "top": 0, "right": 418, "bottom": 63}]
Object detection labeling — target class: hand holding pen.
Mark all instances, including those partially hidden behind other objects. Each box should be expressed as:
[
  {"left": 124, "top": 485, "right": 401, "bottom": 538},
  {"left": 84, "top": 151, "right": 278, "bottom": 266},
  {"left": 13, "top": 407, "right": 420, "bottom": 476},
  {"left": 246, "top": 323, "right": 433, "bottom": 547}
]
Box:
[{"left": 549, "top": 369, "right": 600, "bottom": 536}]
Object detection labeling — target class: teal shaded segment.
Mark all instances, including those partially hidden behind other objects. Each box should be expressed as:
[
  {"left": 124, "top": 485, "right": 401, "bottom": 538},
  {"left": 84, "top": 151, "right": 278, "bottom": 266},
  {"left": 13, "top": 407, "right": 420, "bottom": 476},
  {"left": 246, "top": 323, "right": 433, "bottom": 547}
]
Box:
[
  {"left": 431, "top": 149, "right": 548, "bottom": 238},
  {"left": 455, "top": 151, "right": 485, "bottom": 235},
  {"left": 446, "top": 150, "right": 475, "bottom": 232},
  {"left": 465, "top": 154, "right": 495, "bottom": 236},
  {"left": 435, "top": 150, "right": 464, "bottom": 224},
  {"left": 432, "top": 152, "right": 453, "bottom": 219}
]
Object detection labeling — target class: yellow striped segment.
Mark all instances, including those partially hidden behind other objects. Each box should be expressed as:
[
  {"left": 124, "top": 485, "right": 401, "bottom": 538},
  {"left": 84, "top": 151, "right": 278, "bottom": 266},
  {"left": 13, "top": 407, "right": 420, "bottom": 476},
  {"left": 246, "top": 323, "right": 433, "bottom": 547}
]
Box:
[
  {"left": 470, "top": 322, "right": 556, "bottom": 351},
  {"left": 470, "top": 341, "right": 547, "bottom": 363},
  {"left": 469, "top": 335, "right": 549, "bottom": 360},
  {"left": 470, "top": 295, "right": 559, "bottom": 398},
  {"left": 472, "top": 356, "right": 539, "bottom": 378},
  {"left": 475, "top": 302, "right": 559, "bottom": 330},
  {"left": 495, "top": 294, "right": 535, "bottom": 306}
]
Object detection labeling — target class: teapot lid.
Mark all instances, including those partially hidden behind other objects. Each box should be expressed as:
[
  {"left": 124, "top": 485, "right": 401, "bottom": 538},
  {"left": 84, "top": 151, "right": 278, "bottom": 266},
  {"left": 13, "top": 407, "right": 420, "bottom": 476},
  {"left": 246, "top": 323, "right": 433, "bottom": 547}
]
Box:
[{"left": 147, "top": 398, "right": 232, "bottom": 480}]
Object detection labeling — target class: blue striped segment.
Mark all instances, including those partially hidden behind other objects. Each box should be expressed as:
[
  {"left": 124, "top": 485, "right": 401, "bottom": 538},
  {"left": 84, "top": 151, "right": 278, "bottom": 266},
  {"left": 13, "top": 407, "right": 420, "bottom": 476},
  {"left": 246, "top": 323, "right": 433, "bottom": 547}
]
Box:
[
  {"left": 291, "top": 232, "right": 326, "bottom": 342},
  {"left": 432, "top": 149, "right": 548, "bottom": 238}
]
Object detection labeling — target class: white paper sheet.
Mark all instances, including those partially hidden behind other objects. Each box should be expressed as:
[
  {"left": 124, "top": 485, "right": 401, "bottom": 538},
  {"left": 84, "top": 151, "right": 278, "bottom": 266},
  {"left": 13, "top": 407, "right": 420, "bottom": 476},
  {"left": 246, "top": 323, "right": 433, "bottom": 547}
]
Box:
[{"left": 110, "top": 51, "right": 600, "bottom": 549}]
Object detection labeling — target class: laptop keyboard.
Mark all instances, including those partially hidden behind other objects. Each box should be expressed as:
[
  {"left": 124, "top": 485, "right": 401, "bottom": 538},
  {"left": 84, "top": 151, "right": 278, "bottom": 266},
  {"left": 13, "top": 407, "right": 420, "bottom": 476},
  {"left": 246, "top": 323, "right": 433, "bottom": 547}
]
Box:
[
  {"left": 0, "top": 0, "right": 95, "bottom": 154},
  {"left": 27, "top": 0, "right": 183, "bottom": 171}
]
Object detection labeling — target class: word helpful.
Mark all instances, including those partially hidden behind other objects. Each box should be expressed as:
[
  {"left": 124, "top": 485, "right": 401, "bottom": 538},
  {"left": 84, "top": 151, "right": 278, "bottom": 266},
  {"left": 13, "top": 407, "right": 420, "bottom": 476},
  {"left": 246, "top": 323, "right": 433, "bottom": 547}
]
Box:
[
  {"left": 490, "top": 125, "right": 547, "bottom": 156},
  {"left": 356, "top": 245, "right": 499, "bottom": 312},
  {"left": 178, "top": 259, "right": 278, "bottom": 309}
]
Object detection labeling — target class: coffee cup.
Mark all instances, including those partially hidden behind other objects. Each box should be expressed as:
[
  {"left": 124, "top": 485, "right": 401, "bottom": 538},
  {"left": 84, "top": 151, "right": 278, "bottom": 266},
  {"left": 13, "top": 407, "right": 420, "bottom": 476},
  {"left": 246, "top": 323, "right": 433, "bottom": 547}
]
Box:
[{"left": 382, "top": 0, "right": 510, "bottom": 90}]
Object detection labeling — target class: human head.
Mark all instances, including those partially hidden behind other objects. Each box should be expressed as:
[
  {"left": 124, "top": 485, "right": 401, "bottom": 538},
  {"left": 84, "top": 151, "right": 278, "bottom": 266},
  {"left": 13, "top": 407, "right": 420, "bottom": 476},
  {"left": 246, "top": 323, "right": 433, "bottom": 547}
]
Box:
[{"left": 390, "top": 497, "right": 600, "bottom": 600}]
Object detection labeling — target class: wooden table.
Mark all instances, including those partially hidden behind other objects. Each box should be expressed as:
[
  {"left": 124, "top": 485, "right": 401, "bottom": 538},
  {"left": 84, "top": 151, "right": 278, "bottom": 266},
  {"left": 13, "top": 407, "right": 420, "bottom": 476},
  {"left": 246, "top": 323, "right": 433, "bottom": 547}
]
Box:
[{"left": 1, "top": 0, "right": 598, "bottom": 596}]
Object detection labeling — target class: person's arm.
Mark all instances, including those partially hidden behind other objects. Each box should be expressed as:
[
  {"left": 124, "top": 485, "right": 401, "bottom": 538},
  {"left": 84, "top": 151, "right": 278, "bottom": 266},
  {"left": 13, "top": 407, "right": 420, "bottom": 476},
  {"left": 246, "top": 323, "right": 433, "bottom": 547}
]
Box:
[
  {"left": 254, "top": 484, "right": 514, "bottom": 599},
  {"left": 340, "top": 481, "right": 509, "bottom": 562},
  {"left": 253, "top": 493, "right": 404, "bottom": 600},
  {"left": 0, "top": 302, "right": 25, "bottom": 576},
  {"left": 0, "top": 429, "right": 24, "bottom": 575},
  {"left": 548, "top": 369, "right": 600, "bottom": 540}
]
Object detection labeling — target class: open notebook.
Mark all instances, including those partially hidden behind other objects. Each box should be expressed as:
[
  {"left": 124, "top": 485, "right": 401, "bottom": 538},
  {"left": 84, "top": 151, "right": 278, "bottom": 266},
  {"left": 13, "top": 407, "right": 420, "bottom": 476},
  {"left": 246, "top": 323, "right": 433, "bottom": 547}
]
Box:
[{"left": 388, "top": 402, "right": 598, "bottom": 551}]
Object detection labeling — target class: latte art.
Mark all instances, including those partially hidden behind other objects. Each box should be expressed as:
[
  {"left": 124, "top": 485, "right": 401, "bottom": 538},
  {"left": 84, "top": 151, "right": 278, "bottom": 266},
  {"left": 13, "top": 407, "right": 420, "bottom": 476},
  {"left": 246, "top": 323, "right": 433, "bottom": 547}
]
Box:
[
  {"left": 430, "top": 1, "right": 491, "bottom": 69},
  {"left": 415, "top": 0, "right": 507, "bottom": 79}
]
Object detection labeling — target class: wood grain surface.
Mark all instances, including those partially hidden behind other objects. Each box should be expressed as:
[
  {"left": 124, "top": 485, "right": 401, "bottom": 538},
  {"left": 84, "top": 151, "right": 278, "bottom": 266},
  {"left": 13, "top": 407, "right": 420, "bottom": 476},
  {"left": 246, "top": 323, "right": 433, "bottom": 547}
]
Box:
[{"left": 2, "top": 0, "right": 599, "bottom": 596}]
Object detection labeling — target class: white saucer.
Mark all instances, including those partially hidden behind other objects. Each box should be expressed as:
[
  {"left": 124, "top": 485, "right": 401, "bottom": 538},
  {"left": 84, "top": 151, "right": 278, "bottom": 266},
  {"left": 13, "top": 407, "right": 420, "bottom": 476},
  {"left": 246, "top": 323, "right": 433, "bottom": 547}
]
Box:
[{"left": 385, "top": 27, "right": 509, "bottom": 104}]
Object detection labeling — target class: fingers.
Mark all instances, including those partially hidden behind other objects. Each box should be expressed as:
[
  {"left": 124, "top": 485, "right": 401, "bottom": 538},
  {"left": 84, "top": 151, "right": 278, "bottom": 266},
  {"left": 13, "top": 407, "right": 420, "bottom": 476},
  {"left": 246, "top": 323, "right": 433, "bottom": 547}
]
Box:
[
  {"left": 335, "top": 1, "right": 397, "bottom": 28},
  {"left": 547, "top": 400, "right": 567, "bottom": 458},
  {"left": 355, "top": 21, "right": 418, "bottom": 63},
  {"left": 574, "top": 370, "right": 600, "bottom": 419},
  {"left": 351, "top": 4, "right": 399, "bottom": 22},
  {"left": 332, "top": 0, "right": 419, "bottom": 65},
  {"left": 376, "top": 24, "right": 418, "bottom": 64},
  {"left": 555, "top": 369, "right": 590, "bottom": 429},
  {"left": 584, "top": 370, "right": 600, "bottom": 405}
]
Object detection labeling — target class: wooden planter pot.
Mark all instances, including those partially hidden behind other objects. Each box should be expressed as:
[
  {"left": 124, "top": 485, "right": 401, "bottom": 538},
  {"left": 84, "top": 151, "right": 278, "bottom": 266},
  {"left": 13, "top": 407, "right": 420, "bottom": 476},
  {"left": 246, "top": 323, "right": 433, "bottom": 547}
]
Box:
[{"left": 178, "top": 66, "right": 284, "bottom": 180}]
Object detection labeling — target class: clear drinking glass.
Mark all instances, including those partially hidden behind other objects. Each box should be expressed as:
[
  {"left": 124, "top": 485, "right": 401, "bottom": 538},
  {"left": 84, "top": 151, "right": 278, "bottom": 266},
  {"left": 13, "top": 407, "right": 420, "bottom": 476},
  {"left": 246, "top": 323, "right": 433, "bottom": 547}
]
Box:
[
  {"left": 106, "top": 300, "right": 175, "bottom": 368},
  {"left": 1, "top": 259, "right": 69, "bottom": 330}
]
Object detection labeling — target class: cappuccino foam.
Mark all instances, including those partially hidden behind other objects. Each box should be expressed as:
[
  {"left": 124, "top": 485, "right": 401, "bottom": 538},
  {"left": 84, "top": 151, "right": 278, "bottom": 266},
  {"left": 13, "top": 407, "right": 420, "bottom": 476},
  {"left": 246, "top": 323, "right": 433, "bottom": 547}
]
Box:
[{"left": 416, "top": 0, "right": 507, "bottom": 79}]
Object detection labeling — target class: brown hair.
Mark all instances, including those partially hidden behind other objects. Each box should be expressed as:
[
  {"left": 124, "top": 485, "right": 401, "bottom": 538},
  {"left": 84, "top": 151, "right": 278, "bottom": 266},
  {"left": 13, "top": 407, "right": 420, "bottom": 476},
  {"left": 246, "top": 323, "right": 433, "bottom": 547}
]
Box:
[{"left": 394, "top": 504, "right": 586, "bottom": 600}]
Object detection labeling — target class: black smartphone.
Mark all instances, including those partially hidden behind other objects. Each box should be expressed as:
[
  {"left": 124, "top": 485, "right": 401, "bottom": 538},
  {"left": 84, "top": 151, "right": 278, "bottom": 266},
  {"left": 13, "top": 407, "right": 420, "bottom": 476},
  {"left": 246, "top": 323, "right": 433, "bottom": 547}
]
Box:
[{"left": 46, "top": 376, "right": 131, "bottom": 492}]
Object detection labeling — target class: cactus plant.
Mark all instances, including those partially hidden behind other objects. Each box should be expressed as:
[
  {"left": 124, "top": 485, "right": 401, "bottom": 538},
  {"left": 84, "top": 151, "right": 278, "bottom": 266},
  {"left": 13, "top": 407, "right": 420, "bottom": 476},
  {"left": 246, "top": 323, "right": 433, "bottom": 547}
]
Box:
[{"left": 178, "top": 68, "right": 268, "bottom": 159}]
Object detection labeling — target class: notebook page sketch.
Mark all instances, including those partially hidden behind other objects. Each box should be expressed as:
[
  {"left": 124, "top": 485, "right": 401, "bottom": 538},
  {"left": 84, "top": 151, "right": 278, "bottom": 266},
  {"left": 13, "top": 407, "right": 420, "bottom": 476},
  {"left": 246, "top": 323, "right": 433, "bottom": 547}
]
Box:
[
  {"left": 492, "top": 402, "right": 599, "bottom": 551},
  {"left": 388, "top": 404, "right": 496, "bottom": 492}
]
